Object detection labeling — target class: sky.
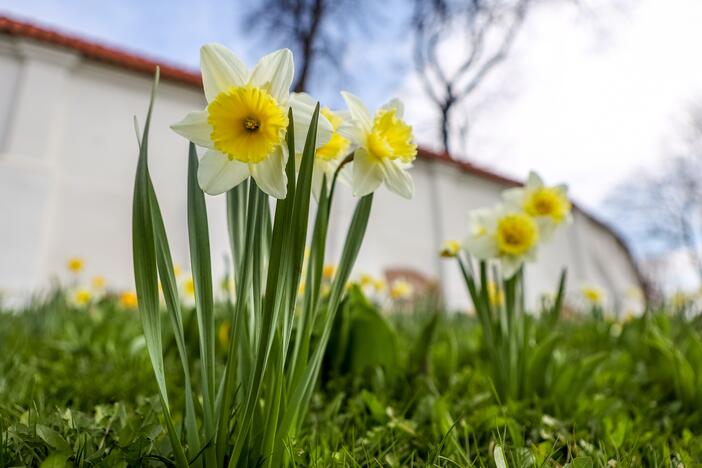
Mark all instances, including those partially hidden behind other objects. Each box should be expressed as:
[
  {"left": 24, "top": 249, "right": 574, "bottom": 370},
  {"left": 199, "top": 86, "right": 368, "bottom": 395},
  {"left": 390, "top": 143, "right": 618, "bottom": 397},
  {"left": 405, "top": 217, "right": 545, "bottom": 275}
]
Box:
[{"left": 2, "top": 0, "right": 702, "bottom": 212}]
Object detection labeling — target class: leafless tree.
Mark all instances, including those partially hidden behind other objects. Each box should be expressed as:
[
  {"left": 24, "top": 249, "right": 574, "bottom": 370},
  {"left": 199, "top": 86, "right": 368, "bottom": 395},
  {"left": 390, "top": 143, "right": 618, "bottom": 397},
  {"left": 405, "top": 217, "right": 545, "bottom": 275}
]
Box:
[
  {"left": 605, "top": 106, "right": 702, "bottom": 287},
  {"left": 411, "top": 0, "right": 532, "bottom": 154},
  {"left": 246, "top": 0, "right": 375, "bottom": 92}
]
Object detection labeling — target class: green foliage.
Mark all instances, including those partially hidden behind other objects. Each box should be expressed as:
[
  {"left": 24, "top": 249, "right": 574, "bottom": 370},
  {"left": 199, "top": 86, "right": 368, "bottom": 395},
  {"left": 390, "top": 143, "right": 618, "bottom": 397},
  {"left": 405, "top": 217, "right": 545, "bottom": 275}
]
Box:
[
  {"left": 324, "top": 285, "right": 399, "bottom": 377},
  {"left": 3, "top": 296, "right": 702, "bottom": 465}
]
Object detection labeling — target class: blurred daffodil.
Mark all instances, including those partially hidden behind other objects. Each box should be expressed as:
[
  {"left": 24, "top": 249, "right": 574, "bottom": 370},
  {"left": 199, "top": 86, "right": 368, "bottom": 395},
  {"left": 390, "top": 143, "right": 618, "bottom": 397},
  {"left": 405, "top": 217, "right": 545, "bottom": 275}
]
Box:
[
  {"left": 323, "top": 264, "right": 336, "bottom": 280},
  {"left": 374, "top": 278, "right": 386, "bottom": 293},
  {"left": 70, "top": 288, "right": 92, "bottom": 307},
  {"left": 184, "top": 277, "right": 195, "bottom": 298},
  {"left": 439, "top": 240, "right": 461, "bottom": 258},
  {"left": 359, "top": 273, "right": 375, "bottom": 288},
  {"left": 91, "top": 275, "right": 106, "bottom": 290},
  {"left": 581, "top": 286, "right": 604, "bottom": 305},
  {"left": 67, "top": 257, "right": 84, "bottom": 274},
  {"left": 503, "top": 172, "right": 571, "bottom": 239},
  {"left": 463, "top": 206, "right": 540, "bottom": 278},
  {"left": 120, "top": 291, "right": 138, "bottom": 309},
  {"left": 487, "top": 281, "right": 504, "bottom": 307},
  {"left": 338, "top": 92, "right": 416, "bottom": 199},
  {"left": 390, "top": 279, "right": 413, "bottom": 300},
  {"left": 218, "top": 320, "right": 231, "bottom": 348},
  {"left": 171, "top": 44, "right": 332, "bottom": 198}
]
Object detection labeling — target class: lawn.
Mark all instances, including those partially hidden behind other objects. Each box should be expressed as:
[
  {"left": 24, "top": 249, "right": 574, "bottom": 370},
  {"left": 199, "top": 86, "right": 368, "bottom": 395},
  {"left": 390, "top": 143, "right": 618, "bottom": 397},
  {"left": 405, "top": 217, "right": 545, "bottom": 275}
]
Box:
[{"left": 1, "top": 289, "right": 701, "bottom": 466}]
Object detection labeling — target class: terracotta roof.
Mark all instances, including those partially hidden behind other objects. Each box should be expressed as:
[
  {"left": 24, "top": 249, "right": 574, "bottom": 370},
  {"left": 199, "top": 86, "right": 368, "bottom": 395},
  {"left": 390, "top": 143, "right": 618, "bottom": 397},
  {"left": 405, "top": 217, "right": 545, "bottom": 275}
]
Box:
[
  {"left": 0, "top": 13, "right": 645, "bottom": 292},
  {"left": 0, "top": 14, "right": 202, "bottom": 87}
]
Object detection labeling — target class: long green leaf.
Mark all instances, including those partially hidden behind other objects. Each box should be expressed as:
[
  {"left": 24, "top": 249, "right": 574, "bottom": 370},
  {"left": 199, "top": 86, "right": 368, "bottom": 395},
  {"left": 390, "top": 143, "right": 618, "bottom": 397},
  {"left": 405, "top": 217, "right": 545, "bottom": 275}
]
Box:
[
  {"left": 186, "top": 145, "right": 217, "bottom": 467},
  {"left": 131, "top": 68, "right": 188, "bottom": 468}
]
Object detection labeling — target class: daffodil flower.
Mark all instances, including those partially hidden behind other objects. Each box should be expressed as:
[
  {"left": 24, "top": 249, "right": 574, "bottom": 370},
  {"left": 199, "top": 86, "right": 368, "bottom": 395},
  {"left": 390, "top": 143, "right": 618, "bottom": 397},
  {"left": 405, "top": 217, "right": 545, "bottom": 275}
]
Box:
[
  {"left": 581, "top": 286, "right": 604, "bottom": 305},
  {"left": 390, "top": 279, "right": 414, "bottom": 300},
  {"left": 171, "top": 44, "right": 333, "bottom": 198},
  {"left": 338, "top": 92, "right": 417, "bottom": 199},
  {"left": 463, "top": 206, "right": 541, "bottom": 278},
  {"left": 439, "top": 240, "right": 461, "bottom": 258},
  {"left": 291, "top": 93, "right": 352, "bottom": 199},
  {"left": 502, "top": 172, "right": 572, "bottom": 239}
]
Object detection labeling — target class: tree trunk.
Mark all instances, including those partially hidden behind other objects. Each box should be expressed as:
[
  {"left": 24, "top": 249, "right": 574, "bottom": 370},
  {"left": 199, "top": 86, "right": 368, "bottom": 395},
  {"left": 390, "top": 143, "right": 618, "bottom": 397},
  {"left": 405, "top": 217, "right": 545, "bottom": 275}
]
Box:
[
  {"left": 440, "top": 102, "right": 452, "bottom": 154},
  {"left": 293, "top": 0, "right": 325, "bottom": 93}
]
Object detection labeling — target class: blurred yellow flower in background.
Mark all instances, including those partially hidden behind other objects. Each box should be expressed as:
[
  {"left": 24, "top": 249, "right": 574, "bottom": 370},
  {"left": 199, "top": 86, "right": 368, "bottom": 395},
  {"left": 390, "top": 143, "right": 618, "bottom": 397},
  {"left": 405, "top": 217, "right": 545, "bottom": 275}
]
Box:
[
  {"left": 67, "top": 257, "right": 84, "bottom": 274},
  {"left": 582, "top": 286, "right": 604, "bottom": 305},
  {"left": 71, "top": 288, "right": 92, "bottom": 306},
  {"left": 323, "top": 264, "right": 336, "bottom": 280},
  {"left": 374, "top": 278, "right": 386, "bottom": 293},
  {"left": 184, "top": 277, "right": 195, "bottom": 298},
  {"left": 91, "top": 275, "right": 106, "bottom": 290},
  {"left": 487, "top": 281, "right": 504, "bottom": 307},
  {"left": 390, "top": 279, "right": 413, "bottom": 300},
  {"left": 439, "top": 240, "right": 461, "bottom": 258},
  {"left": 120, "top": 291, "right": 138, "bottom": 309},
  {"left": 218, "top": 320, "right": 231, "bottom": 348}
]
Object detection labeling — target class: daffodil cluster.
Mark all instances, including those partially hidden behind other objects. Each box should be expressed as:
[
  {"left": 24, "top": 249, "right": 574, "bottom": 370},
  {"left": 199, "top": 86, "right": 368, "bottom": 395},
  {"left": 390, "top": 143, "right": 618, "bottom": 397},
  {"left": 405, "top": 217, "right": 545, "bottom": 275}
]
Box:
[
  {"left": 172, "top": 44, "right": 417, "bottom": 200},
  {"left": 461, "top": 171, "right": 572, "bottom": 278}
]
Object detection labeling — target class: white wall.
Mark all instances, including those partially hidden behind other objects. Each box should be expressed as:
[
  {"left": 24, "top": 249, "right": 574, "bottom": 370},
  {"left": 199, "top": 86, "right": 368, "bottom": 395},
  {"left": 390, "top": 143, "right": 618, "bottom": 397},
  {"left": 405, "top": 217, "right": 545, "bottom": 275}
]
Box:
[{"left": 0, "top": 36, "right": 643, "bottom": 312}]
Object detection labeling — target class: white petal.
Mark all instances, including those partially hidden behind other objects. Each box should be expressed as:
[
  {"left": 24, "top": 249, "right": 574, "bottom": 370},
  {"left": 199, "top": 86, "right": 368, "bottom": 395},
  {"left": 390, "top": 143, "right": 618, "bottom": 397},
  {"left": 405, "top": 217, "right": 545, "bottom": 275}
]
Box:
[
  {"left": 288, "top": 93, "right": 333, "bottom": 153},
  {"left": 198, "top": 150, "right": 250, "bottom": 195},
  {"left": 252, "top": 145, "right": 288, "bottom": 199},
  {"left": 311, "top": 160, "right": 332, "bottom": 201},
  {"left": 200, "top": 43, "right": 248, "bottom": 102},
  {"left": 351, "top": 148, "right": 383, "bottom": 197},
  {"left": 249, "top": 49, "right": 294, "bottom": 104},
  {"left": 536, "top": 217, "right": 556, "bottom": 240},
  {"left": 381, "top": 159, "right": 414, "bottom": 199},
  {"left": 336, "top": 121, "right": 365, "bottom": 147},
  {"left": 341, "top": 91, "right": 373, "bottom": 133},
  {"left": 526, "top": 171, "right": 543, "bottom": 189},
  {"left": 463, "top": 234, "right": 498, "bottom": 260},
  {"left": 290, "top": 91, "right": 316, "bottom": 107},
  {"left": 501, "top": 256, "right": 524, "bottom": 279},
  {"left": 338, "top": 161, "right": 353, "bottom": 186},
  {"left": 171, "top": 110, "right": 213, "bottom": 148},
  {"left": 382, "top": 98, "right": 404, "bottom": 118}
]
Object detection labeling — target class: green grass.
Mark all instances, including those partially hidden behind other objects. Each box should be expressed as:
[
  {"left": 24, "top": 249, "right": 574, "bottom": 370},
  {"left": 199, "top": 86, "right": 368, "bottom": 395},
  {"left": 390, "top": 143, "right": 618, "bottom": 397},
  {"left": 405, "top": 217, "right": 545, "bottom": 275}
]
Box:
[{"left": 1, "top": 290, "right": 702, "bottom": 466}]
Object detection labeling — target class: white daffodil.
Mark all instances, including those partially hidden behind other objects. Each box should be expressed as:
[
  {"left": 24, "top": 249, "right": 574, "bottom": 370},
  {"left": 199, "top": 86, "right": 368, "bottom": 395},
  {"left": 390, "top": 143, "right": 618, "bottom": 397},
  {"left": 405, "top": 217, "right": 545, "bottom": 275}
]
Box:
[
  {"left": 463, "top": 206, "right": 541, "bottom": 278},
  {"left": 291, "top": 93, "right": 352, "bottom": 199},
  {"left": 337, "top": 92, "right": 417, "bottom": 199},
  {"left": 502, "top": 171, "right": 572, "bottom": 239},
  {"left": 171, "top": 43, "right": 333, "bottom": 198}
]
